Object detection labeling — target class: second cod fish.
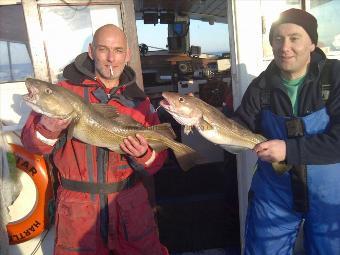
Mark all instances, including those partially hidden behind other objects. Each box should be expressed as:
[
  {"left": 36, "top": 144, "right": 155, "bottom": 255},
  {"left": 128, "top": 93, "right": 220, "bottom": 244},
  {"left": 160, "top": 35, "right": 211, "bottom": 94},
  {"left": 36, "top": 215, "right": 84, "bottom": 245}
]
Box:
[
  {"left": 23, "top": 78, "right": 199, "bottom": 171},
  {"left": 160, "top": 92, "right": 290, "bottom": 174}
]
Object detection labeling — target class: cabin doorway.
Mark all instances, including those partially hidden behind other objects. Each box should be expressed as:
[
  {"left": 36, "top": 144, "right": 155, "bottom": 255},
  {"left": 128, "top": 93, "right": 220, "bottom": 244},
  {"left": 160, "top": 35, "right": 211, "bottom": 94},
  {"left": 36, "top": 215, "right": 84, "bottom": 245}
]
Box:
[{"left": 134, "top": 5, "right": 239, "bottom": 253}]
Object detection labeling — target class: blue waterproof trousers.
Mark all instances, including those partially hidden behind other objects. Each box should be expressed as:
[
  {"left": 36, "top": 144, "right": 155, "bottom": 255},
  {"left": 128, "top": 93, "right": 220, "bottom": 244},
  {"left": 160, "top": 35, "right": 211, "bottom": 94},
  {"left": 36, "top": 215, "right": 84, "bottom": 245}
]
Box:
[{"left": 244, "top": 108, "right": 340, "bottom": 255}]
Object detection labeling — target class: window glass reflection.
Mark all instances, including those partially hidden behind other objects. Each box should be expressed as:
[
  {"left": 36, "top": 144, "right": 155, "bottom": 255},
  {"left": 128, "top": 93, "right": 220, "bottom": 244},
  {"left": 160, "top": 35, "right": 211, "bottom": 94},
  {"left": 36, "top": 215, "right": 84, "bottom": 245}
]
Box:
[
  {"left": 0, "top": 5, "right": 34, "bottom": 83},
  {"left": 261, "top": 0, "right": 301, "bottom": 59},
  {"left": 39, "top": 5, "right": 122, "bottom": 82},
  {"left": 309, "top": 0, "right": 340, "bottom": 57}
]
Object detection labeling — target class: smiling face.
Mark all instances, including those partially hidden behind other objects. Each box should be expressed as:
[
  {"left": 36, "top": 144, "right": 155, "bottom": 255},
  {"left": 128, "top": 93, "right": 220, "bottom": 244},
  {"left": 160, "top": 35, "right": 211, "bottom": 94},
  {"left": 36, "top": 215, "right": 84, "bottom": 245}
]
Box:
[
  {"left": 271, "top": 23, "right": 316, "bottom": 80},
  {"left": 88, "top": 25, "right": 131, "bottom": 86}
]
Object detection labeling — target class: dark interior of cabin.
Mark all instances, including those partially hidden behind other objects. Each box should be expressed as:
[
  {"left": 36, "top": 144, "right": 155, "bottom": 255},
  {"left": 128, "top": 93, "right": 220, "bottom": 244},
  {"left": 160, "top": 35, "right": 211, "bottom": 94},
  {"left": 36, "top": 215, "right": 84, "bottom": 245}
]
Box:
[{"left": 134, "top": 1, "right": 240, "bottom": 253}]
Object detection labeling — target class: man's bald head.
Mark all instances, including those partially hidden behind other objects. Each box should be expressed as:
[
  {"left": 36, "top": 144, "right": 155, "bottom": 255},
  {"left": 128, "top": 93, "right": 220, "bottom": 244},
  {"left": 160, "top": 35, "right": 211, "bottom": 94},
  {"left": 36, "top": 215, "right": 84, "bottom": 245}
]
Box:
[
  {"left": 92, "top": 24, "right": 128, "bottom": 47},
  {"left": 88, "top": 24, "right": 131, "bottom": 87}
]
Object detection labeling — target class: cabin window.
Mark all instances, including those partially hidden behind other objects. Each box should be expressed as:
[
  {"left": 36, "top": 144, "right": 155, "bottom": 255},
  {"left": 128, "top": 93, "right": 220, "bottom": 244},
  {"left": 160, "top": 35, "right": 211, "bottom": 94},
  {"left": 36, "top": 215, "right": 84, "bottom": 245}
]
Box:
[
  {"left": 189, "top": 19, "right": 229, "bottom": 56},
  {"left": 261, "top": 0, "right": 302, "bottom": 59},
  {"left": 309, "top": 0, "right": 340, "bottom": 58},
  {"left": 136, "top": 19, "right": 229, "bottom": 55},
  {"left": 0, "top": 5, "right": 34, "bottom": 83},
  {"left": 39, "top": 4, "right": 122, "bottom": 82},
  {"left": 136, "top": 21, "right": 169, "bottom": 51},
  {"left": 261, "top": 0, "right": 340, "bottom": 59}
]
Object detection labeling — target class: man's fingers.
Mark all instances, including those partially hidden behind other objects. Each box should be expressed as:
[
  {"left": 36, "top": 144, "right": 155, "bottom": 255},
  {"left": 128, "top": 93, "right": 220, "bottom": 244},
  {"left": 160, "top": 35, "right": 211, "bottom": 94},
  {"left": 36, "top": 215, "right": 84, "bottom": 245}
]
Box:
[
  {"left": 255, "top": 139, "right": 286, "bottom": 162},
  {"left": 124, "top": 137, "right": 139, "bottom": 154},
  {"left": 128, "top": 136, "right": 144, "bottom": 150},
  {"left": 135, "top": 134, "right": 148, "bottom": 146},
  {"left": 120, "top": 142, "right": 132, "bottom": 155},
  {"left": 121, "top": 138, "right": 140, "bottom": 155},
  {"left": 254, "top": 140, "right": 277, "bottom": 154},
  {"left": 257, "top": 150, "right": 268, "bottom": 158},
  {"left": 120, "top": 135, "right": 149, "bottom": 157}
]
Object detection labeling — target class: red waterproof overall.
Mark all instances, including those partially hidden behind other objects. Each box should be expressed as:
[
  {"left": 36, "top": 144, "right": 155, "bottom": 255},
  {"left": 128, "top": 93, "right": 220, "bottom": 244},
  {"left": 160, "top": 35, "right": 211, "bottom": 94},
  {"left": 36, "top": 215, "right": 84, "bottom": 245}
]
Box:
[{"left": 21, "top": 79, "right": 169, "bottom": 255}]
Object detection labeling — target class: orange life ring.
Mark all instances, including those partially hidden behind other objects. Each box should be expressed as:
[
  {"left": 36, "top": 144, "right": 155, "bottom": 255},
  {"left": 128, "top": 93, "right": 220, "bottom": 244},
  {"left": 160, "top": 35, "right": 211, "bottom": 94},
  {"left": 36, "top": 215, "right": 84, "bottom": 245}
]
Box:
[{"left": 6, "top": 143, "right": 53, "bottom": 245}]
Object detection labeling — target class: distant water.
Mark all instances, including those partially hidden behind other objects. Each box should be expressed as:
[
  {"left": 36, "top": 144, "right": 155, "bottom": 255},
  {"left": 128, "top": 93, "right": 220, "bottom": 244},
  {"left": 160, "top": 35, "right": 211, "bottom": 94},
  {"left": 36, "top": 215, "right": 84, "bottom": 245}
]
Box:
[
  {"left": 0, "top": 63, "right": 34, "bottom": 83},
  {"left": 204, "top": 51, "right": 230, "bottom": 58},
  {"left": 206, "top": 51, "right": 223, "bottom": 55}
]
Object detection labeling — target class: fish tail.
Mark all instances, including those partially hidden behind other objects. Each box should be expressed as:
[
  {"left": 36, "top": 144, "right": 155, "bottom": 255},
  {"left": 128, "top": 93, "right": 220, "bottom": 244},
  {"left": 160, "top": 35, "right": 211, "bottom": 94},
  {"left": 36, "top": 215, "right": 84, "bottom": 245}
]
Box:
[
  {"left": 149, "top": 128, "right": 199, "bottom": 171},
  {"left": 272, "top": 162, "right": 292, "bottom": 175},
  {"left": 169, "top": 142, "right": 199, "bottom": 171}
]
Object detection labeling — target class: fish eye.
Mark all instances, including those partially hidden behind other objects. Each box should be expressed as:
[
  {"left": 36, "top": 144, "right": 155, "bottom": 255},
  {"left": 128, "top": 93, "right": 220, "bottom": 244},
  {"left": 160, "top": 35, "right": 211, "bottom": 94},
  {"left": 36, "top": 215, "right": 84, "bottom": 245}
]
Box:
[
  {"left": 45, "top": 88, "right": 52, "bottom": 94},
  {"left": 179, "top": 97, "right": 185, "bottom": 102}
]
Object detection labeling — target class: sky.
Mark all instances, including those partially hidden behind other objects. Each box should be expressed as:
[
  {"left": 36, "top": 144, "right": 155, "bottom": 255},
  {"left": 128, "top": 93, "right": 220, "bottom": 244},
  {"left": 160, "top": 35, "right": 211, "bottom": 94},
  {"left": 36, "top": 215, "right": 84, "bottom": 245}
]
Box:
[{"left": 136, "top": 19, "right": 230, "bottom": 54}]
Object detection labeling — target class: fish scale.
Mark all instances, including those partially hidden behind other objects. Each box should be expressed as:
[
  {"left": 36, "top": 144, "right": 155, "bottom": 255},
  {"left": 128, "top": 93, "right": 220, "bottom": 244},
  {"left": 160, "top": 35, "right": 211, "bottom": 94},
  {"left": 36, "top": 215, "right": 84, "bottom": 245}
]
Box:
[
  {"left": 23, "top": 78, "right": 199, "bottom": 171},
  {"left": 160, "top": 92, "right": 290, "bottom": 174}
]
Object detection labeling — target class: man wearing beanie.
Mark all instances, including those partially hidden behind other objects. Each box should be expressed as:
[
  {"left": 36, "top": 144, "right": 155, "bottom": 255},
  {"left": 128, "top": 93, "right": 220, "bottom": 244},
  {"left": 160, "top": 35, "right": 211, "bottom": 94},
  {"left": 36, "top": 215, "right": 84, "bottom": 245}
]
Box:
[{"left": 234, "top": 8, "right": 340, "bottom": 254}]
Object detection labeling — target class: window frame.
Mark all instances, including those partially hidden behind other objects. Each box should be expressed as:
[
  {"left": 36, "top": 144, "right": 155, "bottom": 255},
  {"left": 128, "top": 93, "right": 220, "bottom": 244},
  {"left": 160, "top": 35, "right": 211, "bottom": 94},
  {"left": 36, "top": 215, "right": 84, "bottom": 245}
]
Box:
[
  {"left": 261, "top": 0, "right": 340, "bottom": 60},
  {"left": 0, "top": 0, "right": 142, "bottom": 87}
]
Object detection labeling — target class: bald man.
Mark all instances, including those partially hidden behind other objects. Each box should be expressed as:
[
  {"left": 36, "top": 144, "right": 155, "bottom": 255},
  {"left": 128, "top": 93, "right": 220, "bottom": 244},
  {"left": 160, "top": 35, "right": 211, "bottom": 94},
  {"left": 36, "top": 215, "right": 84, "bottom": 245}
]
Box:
[{"left": 21, "top": 24, "right": 169, "bottom": 255}]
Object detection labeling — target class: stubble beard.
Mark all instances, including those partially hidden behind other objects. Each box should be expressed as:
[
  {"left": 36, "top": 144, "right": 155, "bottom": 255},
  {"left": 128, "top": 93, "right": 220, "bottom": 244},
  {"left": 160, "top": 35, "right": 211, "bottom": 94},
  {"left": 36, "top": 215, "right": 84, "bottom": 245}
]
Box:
[{"left": 96, "top": 64, "right": 124, "bottom": 81}]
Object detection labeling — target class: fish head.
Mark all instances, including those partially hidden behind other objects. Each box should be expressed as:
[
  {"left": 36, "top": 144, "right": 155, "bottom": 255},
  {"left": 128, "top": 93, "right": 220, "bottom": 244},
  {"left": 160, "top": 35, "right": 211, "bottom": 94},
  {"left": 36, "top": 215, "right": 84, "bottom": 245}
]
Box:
[
  {"left": 23, "top": 78, "right": 74, "bottom": 119},
  {"left": 160, "top": 92, "right": 202, "bottom": 126}
]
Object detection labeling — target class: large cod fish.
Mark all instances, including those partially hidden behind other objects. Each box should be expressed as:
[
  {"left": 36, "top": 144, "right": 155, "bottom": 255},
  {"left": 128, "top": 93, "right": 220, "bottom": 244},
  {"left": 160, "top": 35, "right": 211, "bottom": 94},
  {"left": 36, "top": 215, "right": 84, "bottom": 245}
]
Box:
[
  {"left": 23, "top": 78, "right": 199, "bottom": 171},
  {"left": 160, "top": 92, "right": 290, "bottom": 174}
]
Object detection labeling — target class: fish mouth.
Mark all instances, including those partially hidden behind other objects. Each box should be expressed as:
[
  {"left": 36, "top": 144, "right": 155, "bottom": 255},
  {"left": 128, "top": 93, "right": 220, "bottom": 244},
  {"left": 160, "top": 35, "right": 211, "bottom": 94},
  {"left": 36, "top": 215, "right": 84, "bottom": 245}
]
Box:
[
  {"left": 22, "top": 82, "right": 58, "bottom": 117},
  {"left": 159, "top": 98, "right": 172, "bottom": 112},
  {"left": 159, "top": 96, "right": 198, "bottom": 126},
  {"left": 23, "top": 83, "right": 39, "bottom": 104},
  {"left": 159, "top": 93, "right": 179, "bottom": 114},
  {"left": 159, "top": 98, "right": 182, "bottom": 117}
]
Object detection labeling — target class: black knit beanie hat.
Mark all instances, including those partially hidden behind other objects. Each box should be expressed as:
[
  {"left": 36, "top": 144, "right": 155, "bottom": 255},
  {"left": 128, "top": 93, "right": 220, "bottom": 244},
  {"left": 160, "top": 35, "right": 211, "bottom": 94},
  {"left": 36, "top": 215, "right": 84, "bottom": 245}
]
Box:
[{"left": 269, "top": 8, "right": 318, "bottom": 45}]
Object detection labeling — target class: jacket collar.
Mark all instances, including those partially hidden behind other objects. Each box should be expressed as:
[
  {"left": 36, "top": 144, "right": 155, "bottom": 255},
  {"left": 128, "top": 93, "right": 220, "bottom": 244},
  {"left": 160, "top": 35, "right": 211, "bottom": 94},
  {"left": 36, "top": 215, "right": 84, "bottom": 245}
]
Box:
[
  {"left": 266, "top": 47, "right": 327, "bottom": 87},
  {"left": 62, "top": 52, "right": 146, "bottom": 100}
]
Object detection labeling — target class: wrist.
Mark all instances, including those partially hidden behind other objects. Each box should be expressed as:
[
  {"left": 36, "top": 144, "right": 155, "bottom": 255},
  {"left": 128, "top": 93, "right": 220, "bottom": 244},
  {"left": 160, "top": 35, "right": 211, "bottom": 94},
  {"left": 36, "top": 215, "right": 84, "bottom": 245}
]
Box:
[
  {"left": 36, "top": 122, "right": 62, "bottom": 139},
  {"left": 134, "top": 147, "right": 156, "bottom": 166}
]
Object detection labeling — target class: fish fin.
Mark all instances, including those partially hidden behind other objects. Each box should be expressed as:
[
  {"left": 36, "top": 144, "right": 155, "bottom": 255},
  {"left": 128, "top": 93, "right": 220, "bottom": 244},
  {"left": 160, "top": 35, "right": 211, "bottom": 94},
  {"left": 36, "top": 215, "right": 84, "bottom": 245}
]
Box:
[
  {"left": 66, "top": 119, "right": 77, "bottom": 140},
  {"left": 149, "top": 123, "right": 177, "bottom": 139},
  {"left": 148, "top": 142, "right": 168, "bottom": 152},
  {"left": 272, "top": 162, "right": 292, "bottom": 175},
  {"left": 199, "top": 119, "right": 214, "bottom": 131},
  {"left": 151, "top": 133, "right": 198, "bottom": 170},
  {"left": 92, "top": 104, "right": 119, "bottom": 119},
  {"left": 107, "top": 145, "right": 124, "bottom": 153},
  {"left": 254, "top": 133, "right": 267, "bottom": 143},
  {"left": 114, "top": 115, "right": 144, "bottom": 127},
  {"left": 184, "top": 125, "right": 193, "bottom": 135},
  {"left": 172, "top": 143, "right": 199, "bottom": 171},
  {"left": 219, "top": 144, "right": 246, "bottom": 154},
  {"left": 110, "top": 141, "right": 166, "bottom": 155}
]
